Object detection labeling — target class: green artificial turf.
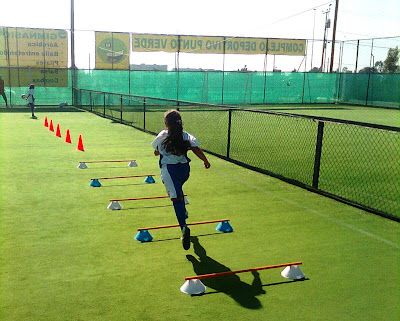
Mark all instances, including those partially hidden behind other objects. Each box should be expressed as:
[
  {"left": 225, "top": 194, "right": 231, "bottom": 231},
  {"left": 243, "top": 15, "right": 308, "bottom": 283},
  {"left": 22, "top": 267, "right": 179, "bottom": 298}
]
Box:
[
  {"left": 0, "top": 110, "right": 399, "bottom": 320},
  {"left": 242, "top": 104, "right": 400, "bottom": 128}
]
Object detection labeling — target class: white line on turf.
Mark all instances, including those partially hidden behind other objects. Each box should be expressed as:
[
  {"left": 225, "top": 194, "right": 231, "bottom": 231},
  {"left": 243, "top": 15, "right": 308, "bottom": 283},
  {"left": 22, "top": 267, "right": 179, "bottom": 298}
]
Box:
[{"left": 212, "top": 167, "right": 399, "bottom": 249}]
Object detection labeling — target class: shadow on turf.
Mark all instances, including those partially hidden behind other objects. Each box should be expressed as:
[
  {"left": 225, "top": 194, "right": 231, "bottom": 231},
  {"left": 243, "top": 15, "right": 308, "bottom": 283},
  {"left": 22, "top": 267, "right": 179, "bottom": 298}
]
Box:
[
  {"left": 100, "top": 182, "right": 153, "bottom": 188},
  {"left": 261, "top": 278, "right": 309, "bottom": 288},
  {"left": 140, "top": 232, "right": 226, "bottom": 243},
  {"left": 81, "top": 166, "right": 132, "bottom": 170},
  {"left": 186, "top": 236, "right": 266, "bottom": 310},
  {"left": 268, "top": 107, "right": 349, "bottom": 111},
  {"left": 120, "top": 204, "right": 173, "bottom": 211}
]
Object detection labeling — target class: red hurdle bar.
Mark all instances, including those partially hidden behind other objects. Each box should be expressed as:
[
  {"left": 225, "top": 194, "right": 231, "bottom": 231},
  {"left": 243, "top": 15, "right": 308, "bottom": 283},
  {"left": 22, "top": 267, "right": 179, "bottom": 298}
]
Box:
[
  {"left": 81, "top": 160, "right": 136, "bottom": 163},
  {"left": 110, "top": 194, "right": 187, "bottom": 202},
  {"left": 185, "top": 262, "right": 303, "bottom": 281},
  {"left": 137, "top": 219, "right": 230, "bottom": 231},
  {"left": 92, "top": 174, "right": 155, "bottom": 180}
]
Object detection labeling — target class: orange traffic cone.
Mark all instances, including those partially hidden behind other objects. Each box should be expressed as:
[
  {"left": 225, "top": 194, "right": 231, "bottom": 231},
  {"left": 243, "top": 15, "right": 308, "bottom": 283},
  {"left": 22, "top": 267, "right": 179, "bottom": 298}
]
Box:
[
  {"left": 77, "top": 135, "right": 84, "bottom": 151},
  {"left": 56, "top": 124, "right": 61, "bottom": 137},
  {"left": 49, "top": 120, "right": 54, "bottom": 131},
  {"left": 44, "top": 116, "right": 48, "bottom": 127},
  {"left": 65, "top": 129, "right": 71, "bottom": 143}
]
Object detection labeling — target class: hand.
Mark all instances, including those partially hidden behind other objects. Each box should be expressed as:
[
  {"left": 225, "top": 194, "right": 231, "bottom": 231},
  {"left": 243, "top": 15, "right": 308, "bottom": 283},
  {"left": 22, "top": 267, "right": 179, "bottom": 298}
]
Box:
[
  {"left": 154, "top": 150, "right": 160, "bottom": 156},
  {"left": 204, "top": 161, "right": 210, "bottom": 169}
]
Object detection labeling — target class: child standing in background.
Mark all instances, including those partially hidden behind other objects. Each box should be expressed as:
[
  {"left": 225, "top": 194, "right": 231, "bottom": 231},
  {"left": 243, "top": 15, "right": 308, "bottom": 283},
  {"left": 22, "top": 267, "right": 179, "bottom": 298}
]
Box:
[
  {"left": 152, "top": 110, "right": 210, "bottom": 250},
  {"left": 26, "top": 84, "right": 36, "bottom": 119}
]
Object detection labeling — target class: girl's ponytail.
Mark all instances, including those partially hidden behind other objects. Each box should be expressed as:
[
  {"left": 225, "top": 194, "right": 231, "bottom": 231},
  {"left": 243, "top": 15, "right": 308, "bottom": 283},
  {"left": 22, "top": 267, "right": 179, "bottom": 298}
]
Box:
[{"left": 162, "top": 110, "right": 190, "bottom": 155}]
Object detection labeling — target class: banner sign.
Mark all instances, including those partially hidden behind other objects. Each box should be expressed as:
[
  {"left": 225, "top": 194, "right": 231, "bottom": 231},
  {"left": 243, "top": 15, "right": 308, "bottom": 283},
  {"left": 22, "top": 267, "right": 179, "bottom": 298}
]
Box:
[
  {"left": 180, "top": 36, "right": 225, "bottom": 54},
  {"left": 132, "top": 34, "right": 178, "bottom": 53},
  {"left": 267, "top": 39, "right": 306, "bottom": 56},
  {"left": 0, "top": 27, "right": 68, "bottom": 68},
  {"left": 0, "top": 67, "right": 68, "bottom": 87},
  {"left": 224, "top": 37, "right": 267, "bottom": 55},
  {"left": 95, "top": 32, "right": 130, "bottom": 70},
  {"left": 132, "top": 34, "right": 305, "bottom": 56}
]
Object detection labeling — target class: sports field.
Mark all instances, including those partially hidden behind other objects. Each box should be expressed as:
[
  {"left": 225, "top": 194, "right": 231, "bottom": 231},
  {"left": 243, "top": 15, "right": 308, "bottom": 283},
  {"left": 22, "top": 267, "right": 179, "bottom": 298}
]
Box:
[
  {"left": 0, "top": 110, "right": 399, "bottom": 320},
  {"left": 243, "top": 104, "right": 400, "bottom": 127}
]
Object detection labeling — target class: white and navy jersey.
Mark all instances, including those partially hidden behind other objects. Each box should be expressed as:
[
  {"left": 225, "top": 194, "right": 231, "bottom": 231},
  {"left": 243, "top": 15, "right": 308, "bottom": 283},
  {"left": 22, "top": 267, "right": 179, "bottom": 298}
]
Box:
[
  {"left": 27, "top": 88, "right": 35, "bottom": 104},
  {"left": 152, "top": 130, "right": 199, "bottom": 166}
]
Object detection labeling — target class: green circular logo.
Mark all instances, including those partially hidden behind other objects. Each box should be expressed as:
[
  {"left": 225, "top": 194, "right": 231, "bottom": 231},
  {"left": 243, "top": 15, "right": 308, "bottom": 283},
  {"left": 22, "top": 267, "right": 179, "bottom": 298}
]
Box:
[
  {"left": 58, "top": 30, "right": 68, "bottom": 39},
  {"left": 97, "top": 37, "right": 127, "bottom": 64}
]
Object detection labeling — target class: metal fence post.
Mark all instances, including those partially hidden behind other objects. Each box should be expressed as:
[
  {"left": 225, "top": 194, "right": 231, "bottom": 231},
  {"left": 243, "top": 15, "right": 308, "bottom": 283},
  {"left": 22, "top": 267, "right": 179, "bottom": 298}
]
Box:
[
  {"left": 120, "top": 95, "right": 123, "bottom": 123},
  {"left": 312, "top": 121, "right": 325, "bottom": 189},
  {"left": 143, "top": 98, "right": 146, "bottom": 131},
  {"left": 365, "top": 39, "right": 374, "bottom": 106},
  {"left": 103, "top": 92, "right": 106, "bottom": 117},
  {"left": 227, "top": 109, "right": 232, "bottom": 158},
  {"left": 89, "top": 91, "right": 92, "bottom": 111},
  {"left": 221, "top": 39, "right": 225, "bottom": 104}
]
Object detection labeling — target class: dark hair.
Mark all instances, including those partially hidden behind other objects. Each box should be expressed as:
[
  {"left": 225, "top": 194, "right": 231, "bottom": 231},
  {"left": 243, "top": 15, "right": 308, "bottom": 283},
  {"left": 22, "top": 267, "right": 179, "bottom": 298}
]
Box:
[
  {"left": 29, "top": 84, "right": 35, "bottom": 89},
  {"left": 162, "top": 110, "right": 190, "bottom": 155}
]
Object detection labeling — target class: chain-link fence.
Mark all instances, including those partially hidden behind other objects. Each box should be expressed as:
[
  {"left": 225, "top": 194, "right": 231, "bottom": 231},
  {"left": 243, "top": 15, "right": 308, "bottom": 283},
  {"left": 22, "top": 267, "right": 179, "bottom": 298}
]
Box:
[{"left": 74, "top": 88, "right": 400, "bottom": 221}]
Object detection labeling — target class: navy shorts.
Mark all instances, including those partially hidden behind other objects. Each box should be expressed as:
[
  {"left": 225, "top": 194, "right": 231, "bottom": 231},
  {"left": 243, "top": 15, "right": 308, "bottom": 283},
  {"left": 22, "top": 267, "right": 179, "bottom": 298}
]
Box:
[{"left": 160, "top": 163, "right": 190, "bottom": 199}]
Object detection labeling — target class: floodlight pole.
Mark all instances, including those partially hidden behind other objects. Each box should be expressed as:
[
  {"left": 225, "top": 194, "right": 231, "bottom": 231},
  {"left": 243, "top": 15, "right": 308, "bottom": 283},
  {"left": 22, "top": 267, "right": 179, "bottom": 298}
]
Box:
[
  {"left": 320, "top": 6, "right": 331, "bottom": 72},
  {"left": 329, "top": 0, "right": 339, "bottom": 73},
  {"left": 71, "top": 0, "right": 77, "bottom": 104},
  {"left": 311, "top": 8, "right": 316, "bottom": 69},
  {"left": 71, "top": 0, "right": 76, "bottom": 70}
]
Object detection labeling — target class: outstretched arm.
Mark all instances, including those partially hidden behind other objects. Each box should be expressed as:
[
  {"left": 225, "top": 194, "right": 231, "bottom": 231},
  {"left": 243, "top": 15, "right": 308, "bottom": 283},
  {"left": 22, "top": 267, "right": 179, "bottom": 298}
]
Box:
[{"left": 191, "top": 146, "right": 210, "bottom": 169}]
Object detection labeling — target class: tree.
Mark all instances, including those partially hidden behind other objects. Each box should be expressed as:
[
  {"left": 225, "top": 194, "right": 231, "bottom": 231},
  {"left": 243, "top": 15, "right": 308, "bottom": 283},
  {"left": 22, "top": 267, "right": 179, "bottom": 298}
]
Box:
[
  {"left": 309, "top": 67, "right": 321, "bottom": 73},
  {"left": 341, "top": 67, "right": 352, "bottom": 73},
  {"left": 375, "top": 61, "right": 384, "bottom": 73},
  {"left": 358, "top": 66, "right": 378, "bottom": 74},
  {"left": 383, "top": 46, "right": 399, "bottom": 73}
]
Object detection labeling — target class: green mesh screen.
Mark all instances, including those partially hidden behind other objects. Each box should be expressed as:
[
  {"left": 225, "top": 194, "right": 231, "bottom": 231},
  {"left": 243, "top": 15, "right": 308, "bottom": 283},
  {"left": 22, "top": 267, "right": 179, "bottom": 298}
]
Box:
[
  {"left": 338, "top": 73, "right": 370, "bottom": 105},
  {"left": 177, "top": 72, "right": 205, "bottom": 102},
  {"left": 74, "top": 70, "right": 399, "bottom": 107},
  {"left": 366, "top": 74, "right": 400, "bottom": 107},
  {"left": 76, "top": 69, "right": 130, "bottom": 94},
  {"left": 339, "top": 73, "right": 400, "bottom": 108},
  {"left": 131, "top": 71, "right": 178, "bottom": 100},
  {"left": 205, "top": 72, "right": 223, "bottom": 104},
  {"left": 1, "top": 68, "right": 399, "bottom": 108},
  {"left": 0, "top": 67, "right": 72, "bottom": 105},
  {"left": 303, "top": 73, "right": 339, "bottom": 104}
]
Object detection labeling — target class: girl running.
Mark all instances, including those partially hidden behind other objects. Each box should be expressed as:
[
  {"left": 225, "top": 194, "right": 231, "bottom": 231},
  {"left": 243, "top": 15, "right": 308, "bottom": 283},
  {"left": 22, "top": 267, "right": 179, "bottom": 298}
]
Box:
[{"left": 152, "top": 110, "right": 210, "bottom": 250}]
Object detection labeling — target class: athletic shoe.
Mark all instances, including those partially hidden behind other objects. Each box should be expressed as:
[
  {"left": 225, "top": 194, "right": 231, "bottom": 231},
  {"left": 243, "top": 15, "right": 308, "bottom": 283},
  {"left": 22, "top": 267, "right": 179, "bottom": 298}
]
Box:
[{"left": 181, "top": 226, "right": 191, "bottom": 250}]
